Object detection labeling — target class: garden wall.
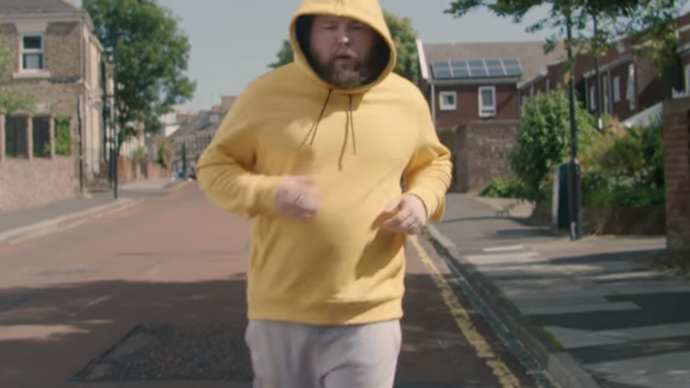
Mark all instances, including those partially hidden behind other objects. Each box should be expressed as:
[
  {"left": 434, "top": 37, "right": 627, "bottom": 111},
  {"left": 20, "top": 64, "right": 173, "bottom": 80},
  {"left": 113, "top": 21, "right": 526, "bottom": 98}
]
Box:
[{"left": 662, "top": 97, "right": 690, "bottom": 251}]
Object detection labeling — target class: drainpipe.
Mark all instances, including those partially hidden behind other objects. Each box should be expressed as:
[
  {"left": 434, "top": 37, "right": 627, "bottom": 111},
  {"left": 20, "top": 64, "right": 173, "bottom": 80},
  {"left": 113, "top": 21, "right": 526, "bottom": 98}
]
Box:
[
  {"left": 78, "top": 96, "right": 85, "bottom": 195},
  {"left": 430, "top": 83, "right": 437, "bottom": 126}
]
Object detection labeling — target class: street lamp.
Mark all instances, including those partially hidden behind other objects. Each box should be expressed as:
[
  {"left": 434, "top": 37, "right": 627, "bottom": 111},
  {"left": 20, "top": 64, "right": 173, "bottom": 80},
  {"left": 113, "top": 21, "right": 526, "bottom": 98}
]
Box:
[
  {"left": 566, "top": 9, "right": 584, "bottom": 240},
  {"left": 107, "top": 31, "right": 125, "bottom": 200}
]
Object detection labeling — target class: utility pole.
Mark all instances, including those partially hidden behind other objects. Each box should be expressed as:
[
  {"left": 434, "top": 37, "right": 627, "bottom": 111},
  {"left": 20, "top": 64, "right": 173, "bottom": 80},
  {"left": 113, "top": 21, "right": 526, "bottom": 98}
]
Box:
[
  {"left": 566, "top": 8, "right": 583, "bottom": 240},
  {"left": 593, "top": 14, "right": 603, "bottom": 131}
]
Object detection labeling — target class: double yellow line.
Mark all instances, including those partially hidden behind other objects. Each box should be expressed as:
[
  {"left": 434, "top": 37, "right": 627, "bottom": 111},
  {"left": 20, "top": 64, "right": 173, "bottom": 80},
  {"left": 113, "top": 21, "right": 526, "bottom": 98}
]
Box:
[{"left": 409, "top": 236, "right": 522, "bottom": 388}]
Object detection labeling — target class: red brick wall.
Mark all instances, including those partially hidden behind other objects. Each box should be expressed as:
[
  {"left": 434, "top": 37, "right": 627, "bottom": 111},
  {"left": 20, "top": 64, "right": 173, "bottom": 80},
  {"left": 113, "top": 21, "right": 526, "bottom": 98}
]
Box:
[
  {"left": 116, "top": 157, "right": 170, "bottom": 183},
  {"left": 453, "top": 121, "right": 518, "bottom": 192},
  {"left": 662, "top": 97, "right": 690, "bottom": 251},
  {"left": 433, "top": 83, "right": 519, "bottom": 129}
]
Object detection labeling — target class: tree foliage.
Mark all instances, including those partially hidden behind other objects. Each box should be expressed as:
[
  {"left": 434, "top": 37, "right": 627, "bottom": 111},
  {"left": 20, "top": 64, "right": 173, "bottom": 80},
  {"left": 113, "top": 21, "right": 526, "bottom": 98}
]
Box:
[
  {"left": 154, "top": 136, "right": 176, "bottom": 169},
  {"left": 508, "top": 88, "right": 598, "bottom": 202},
  {"left": 268, "top": 10, "right": 420, "bottom": 83},
  {"left": 0, "top": 18, "right": 34, "bottom": 113},
  {"left": 83, "top": 0, "right": 195, "bottom": 147},
  {"left": 445, "top": 0, "right": 687, "bottom": 73}
]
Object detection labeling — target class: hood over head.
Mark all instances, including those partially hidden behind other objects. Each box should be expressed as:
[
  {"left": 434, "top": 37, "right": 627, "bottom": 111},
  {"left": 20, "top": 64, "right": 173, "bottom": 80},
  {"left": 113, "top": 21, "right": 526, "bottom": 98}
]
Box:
[{"left": 289, "top": 0, "right": 397, "bottom": 94}]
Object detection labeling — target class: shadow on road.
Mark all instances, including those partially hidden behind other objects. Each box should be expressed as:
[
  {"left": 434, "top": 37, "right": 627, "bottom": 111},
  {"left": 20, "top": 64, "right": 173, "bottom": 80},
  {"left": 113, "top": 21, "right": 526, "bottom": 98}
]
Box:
[{"left": 0, "top": 271, "right": 533, "bottom": 387}]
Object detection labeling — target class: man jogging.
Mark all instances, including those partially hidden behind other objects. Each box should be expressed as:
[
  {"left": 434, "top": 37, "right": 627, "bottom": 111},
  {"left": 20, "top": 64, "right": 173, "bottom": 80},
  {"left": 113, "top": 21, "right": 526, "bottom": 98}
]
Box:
[{"left": 195, "top": 0, "right": 452, "bottom": 386}]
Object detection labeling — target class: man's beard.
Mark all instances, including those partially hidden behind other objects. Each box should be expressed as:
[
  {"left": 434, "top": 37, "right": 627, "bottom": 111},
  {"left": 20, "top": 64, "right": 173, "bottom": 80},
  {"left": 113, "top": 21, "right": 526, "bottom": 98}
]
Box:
[{"left": 312, "top": 46, "right": 375, "bottom": 89}]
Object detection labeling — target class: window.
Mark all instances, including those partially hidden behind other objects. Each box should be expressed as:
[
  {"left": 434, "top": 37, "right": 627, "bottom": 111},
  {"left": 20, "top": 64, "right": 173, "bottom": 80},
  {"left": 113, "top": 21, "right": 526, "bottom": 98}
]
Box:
[
  {"left": 546, "top": 79, "right": 550, "bottom": 93},
  {"left": 439, "top": 91, "right": 456, "bottom": 110},
  {"left": 478, "top": 86, "right": 496, "bottom": 117},
  {"left": 613, "top": 77, "right": 621, "bottom": 102},
  {"left": 685, "top": 65, "right": 690, "bottom": 93},
  {"left": 21, "top": 36, "right": 44, "bottom": 71},
  {"left": 589, "top": 86, "right": 596, "bottom": 111},
  {"left": 603, "top": 75, "right": 609, "bottom": 114},
  {"left": 32, "top": 117, "right": 51, "bottom": 158},
  {"left": 626, "top": 64, "right": 636, "bottom": 110}
]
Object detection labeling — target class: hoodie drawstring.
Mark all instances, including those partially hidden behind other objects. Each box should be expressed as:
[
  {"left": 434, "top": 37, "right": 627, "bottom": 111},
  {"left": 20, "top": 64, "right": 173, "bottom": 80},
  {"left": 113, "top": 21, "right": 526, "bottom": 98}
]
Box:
[{"left": 304, "top": 90, "right": 358, "bottom": 171}]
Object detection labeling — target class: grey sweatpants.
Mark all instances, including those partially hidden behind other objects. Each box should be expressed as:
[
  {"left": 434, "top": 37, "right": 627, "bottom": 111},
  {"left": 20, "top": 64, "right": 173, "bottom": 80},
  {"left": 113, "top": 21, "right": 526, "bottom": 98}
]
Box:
[{"left": 244, "top": 319, "right": 402, "bottom": 388}]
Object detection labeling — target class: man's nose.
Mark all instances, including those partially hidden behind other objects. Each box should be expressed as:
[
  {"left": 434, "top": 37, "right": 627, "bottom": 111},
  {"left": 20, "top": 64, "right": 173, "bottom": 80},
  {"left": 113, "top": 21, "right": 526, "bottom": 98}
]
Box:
[{"left": 336, "top": 25, "right": 350, "bottom": 44}]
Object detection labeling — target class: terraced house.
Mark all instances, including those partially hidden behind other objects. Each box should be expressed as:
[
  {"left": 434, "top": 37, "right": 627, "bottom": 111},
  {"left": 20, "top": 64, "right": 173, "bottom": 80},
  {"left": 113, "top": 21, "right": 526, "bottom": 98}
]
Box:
[
  {"left": 0, "top": 0, "right": 107, "bottom": 212},
  {"left": 418, "top": 11, "right": 690, "bottom": 192},
  {"left": 170, "top": 95, "right": 236, "bottom": 176}
]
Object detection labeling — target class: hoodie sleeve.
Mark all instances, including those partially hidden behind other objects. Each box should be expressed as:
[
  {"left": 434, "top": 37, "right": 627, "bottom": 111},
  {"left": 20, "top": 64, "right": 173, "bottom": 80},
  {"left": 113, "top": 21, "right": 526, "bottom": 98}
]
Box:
[
  {"left": 195, "top": 88, "right": 281, "bottom": 219},
  {"left": 403, "top": 92, "right": 453, "bottom": 222}
]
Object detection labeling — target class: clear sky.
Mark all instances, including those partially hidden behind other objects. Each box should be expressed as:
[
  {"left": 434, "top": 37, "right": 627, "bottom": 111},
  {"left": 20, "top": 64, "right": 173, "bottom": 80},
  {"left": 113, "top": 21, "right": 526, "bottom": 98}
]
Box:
[{"left": 67, "top": 0, "right": 555, "bottom": 111}]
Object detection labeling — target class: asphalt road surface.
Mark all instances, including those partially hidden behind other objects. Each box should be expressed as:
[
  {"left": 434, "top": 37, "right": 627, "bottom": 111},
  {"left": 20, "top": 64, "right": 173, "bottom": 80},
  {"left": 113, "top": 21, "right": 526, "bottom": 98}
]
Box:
[{"left": 0, "top": 184, "right": 548, "bottom": 388}]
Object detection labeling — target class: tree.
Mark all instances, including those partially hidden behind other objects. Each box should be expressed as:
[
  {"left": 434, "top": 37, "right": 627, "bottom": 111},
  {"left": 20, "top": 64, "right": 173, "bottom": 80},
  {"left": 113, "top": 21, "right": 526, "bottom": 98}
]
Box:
[
  {"left": 0, "top": 18, "right": 34, "bottom": 113},
  {"left": 445, "top": 0, "right": 687, "bottom": 73},
  {"left": 268, "top": 11, "right": 420, "bottom": 83},
  {"left": 83, "top": 0, "right": 195, "bottom": 149},
  {"left": 508, "top": 87, "right": 599, "bottom": 203}
]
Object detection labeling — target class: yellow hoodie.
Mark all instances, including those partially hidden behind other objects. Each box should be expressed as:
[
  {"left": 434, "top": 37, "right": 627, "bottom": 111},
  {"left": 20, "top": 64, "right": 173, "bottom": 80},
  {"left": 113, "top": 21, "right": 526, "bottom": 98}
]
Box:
[{"left": 196, "top": 0, "right": 452, "bottom": 325}]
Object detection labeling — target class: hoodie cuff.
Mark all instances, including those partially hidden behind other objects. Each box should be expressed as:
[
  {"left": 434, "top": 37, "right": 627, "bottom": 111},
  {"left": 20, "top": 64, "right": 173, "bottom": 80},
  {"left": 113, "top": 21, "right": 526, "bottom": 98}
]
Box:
[
  {"left": 406, "top": 186, "right": 443, "bottom": 222},
  {"left": 256, "top": 176, "right": 282, "bottom": 216}
]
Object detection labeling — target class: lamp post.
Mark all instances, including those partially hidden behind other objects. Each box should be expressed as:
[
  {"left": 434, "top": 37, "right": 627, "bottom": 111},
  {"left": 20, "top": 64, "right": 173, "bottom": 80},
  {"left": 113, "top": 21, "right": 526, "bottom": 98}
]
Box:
[
  {"left": 593, "top": 14, "right": 603, "bottom": 131},
  {"left": 108, "top": 31, "right": 124, "bottom": 200},
  {"left": 566, "top": 8, "right": 583, "bottom": 240}
]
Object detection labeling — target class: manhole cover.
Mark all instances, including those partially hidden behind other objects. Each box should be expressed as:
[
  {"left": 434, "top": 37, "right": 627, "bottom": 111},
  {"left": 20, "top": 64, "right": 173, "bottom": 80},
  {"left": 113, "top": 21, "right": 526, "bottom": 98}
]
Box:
[{"left": 73, "top": 323, "right": 253, "bottom": 381}]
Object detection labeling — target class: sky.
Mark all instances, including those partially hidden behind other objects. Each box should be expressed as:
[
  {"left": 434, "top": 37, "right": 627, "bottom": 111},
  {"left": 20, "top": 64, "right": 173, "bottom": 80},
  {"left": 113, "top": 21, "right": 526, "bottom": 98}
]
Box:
[{"left": 67, "top": 0, "right": 555, "bottom": 111}]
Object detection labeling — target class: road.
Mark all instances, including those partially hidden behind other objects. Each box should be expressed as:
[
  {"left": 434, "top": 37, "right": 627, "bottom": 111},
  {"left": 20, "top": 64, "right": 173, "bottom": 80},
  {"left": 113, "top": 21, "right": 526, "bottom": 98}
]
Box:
[{"left": 0, "top": 184, "right": 545, "bottom": 388}]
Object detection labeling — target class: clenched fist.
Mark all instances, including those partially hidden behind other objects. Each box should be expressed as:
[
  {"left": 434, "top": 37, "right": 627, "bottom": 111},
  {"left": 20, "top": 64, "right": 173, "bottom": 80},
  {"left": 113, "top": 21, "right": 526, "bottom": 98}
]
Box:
[
  {"left": 275, "top": 176, "right": 319, "bottom": 220},
  {"left": 380, "top": 194, "right": 427, "bottom": 234}
]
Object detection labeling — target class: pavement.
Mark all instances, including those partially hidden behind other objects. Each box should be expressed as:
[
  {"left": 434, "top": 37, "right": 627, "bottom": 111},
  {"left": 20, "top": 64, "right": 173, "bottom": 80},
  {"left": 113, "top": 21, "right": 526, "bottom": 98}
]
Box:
[
  {"left": 0, "top": 179, "right": 186, "bottom": 246},
  {"left": 426, "top": 193, "right": 690, "bottom": 388},
  {"left": 0, "top": 184, "right": 548, "bottom": 388}
]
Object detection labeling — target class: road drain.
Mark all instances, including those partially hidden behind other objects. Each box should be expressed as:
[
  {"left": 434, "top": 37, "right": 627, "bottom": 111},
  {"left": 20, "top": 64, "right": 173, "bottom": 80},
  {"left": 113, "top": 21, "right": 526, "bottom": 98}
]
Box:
[{"left": 72, "top": 323, "right": 253, "bottom": 381}]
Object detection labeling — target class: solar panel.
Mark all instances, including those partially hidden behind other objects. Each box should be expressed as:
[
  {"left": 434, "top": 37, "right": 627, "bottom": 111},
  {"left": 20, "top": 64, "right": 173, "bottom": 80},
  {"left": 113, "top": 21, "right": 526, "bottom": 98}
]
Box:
[{"left": 430, "top": 58, "right": 523, "bottom": 79}]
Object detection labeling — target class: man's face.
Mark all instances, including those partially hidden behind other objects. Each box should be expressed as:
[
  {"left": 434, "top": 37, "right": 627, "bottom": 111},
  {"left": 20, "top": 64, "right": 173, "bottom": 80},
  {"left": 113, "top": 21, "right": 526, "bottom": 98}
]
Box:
[{"left": 308, "top": 15, "right": 377, "bottom": 89}]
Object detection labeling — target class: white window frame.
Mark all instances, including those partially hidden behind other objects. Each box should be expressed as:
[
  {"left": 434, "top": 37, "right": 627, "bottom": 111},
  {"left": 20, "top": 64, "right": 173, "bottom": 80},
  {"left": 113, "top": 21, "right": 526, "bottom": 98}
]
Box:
[
  {"left": 439, "top": 91, "right": 457, "bottom": 111},
  {"left": 627, "top": 63, "right": 636, "bottom": 110},
  {"left": 603, "top": 75, "right": 609, "bottom": 114},
  {"left": 20, "top": 35, "right": 45, "bottom": 72},
  {"left": 478, "top": 86, "right": 496, "bottom": 117},
  {"left": 613, "top": 76, "right": 621, "bottom": 102}
]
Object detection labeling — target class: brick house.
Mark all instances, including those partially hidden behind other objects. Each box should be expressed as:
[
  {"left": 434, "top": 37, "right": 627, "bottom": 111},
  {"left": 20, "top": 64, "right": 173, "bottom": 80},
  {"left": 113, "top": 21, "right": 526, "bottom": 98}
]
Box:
[
  {"left": 519, "top": 13, "right": 690, "bottom": 124},
  {"left": 0, "top": 0, "right": 107, "bottom": 212},
  {"left": 416, "top": 40, "right": 565, "bottom": 191},
  {"left": 417, "top": 40, "right": 566, "bottom": 129},
  {"left": 170, "top": 95, "right": 236, "bottom": 175}
]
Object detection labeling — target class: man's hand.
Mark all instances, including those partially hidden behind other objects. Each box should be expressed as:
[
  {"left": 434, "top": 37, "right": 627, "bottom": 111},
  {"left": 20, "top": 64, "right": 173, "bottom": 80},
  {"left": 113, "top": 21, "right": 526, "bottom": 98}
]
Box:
[
  {"left": 275, "top": 176, "right": 319, "bottom": 219},
  {"left": 380, "top": 194, "right": 427, "bottom": 234}
]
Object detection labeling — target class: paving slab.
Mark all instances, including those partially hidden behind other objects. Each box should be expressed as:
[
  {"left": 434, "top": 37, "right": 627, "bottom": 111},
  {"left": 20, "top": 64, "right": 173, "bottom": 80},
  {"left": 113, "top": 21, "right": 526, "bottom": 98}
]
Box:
[
  {"left": 426, "top": 193, "right": 690, "bottom": 388},
  {"left": 0, "top": 193, "right": 113, "bottom": 234}
]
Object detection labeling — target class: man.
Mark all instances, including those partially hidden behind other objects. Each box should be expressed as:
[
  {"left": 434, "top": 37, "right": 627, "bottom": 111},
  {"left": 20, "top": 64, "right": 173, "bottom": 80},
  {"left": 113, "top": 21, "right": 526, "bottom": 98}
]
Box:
[{"left": 195, "top": 0, "right": 452, "bottom": 386}]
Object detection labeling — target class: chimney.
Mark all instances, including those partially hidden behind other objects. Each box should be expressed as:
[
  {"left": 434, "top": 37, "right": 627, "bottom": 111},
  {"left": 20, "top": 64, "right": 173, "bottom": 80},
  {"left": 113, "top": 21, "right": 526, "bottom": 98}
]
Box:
[
  {"left": 221, "top": 95, "right": 237, "bottom": 110},
  {"left": 176, "top": 112, "right": 198, "bottom": 126}
]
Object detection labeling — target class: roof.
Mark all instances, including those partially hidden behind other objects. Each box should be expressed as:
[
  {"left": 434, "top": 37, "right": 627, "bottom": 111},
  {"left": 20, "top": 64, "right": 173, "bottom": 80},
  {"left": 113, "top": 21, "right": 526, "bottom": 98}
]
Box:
[
  {"left": 172, "top": 110, "right": 226, "bottom": 139},
  {"left": 0, "top": 0, "right": 82, "bottom": 15},
  {"left": 422, "top": 41, "right": 566, "bottom": 83}
]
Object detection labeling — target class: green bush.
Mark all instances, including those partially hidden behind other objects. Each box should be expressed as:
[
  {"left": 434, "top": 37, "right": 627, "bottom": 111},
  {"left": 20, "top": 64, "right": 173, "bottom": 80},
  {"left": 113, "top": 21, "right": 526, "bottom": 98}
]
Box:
[
  {"left": 54, "top": 115, "right": 72, "bottom": 156},
  {"left": 580, "top": 119, "right": 665, "bottom": 207},
  {"left": 479, "top": 178, "right": 526, "bottom": 198},
  {"left": 509, "top": 87, "right": 598, "bottom": 203}
]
